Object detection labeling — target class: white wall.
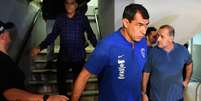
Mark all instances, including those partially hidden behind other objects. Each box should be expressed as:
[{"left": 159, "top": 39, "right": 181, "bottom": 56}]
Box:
[
  {"left": 99, "top": 0, "right": 114, "bottom": 37},
  {"left": 135, "top": 0, "right": 201, "bottom": 44},
  {"left": 114, "top": 0, "right": 134, "bottom": 30},
  {"left": 99, "top": 0, "right": 135, "bottom": 37}
]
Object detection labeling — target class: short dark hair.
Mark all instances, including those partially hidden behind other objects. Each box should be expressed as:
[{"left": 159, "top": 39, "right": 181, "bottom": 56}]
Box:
[
  {"left": 159, "top": 24, "right": 175, "bottom": 37},
  {"left": 123, "top": 3, "right": 149, "bottom": 22},
  {"left": 184, "top": 43, "right": 188, "bottom": 48},
  {"left": 145, "top": 27, "right": 157, "bottom": 36}
]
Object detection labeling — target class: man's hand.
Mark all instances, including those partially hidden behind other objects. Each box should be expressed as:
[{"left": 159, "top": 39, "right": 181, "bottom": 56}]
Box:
[
  {"left": 183, "top": 81, "right": 189, "bottom": 88},
  {"left": 48, "top": 95, "right": 69, "bottom": 101},
  {"left": 142, "top": 93, "right": 149, "bottom": 101},
  {"left": 31, "top": 48, "right": 41, "bottom": 57}
]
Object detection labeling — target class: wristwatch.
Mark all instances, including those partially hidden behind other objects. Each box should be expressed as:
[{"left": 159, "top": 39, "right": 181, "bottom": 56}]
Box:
[{"left": 43, "top": 95, "right": 49, "bottom": 101}]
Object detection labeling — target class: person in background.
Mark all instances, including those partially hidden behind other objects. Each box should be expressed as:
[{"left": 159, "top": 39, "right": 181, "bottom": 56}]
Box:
[
  {"left": 145, "top": 26, "right": 158, "bottom": 48},
  {"left": 71, "top": 3, "right": 149, "bottom": 101},
  {"left": 32, "top": 0, "right": 97, "bottom": 95},
  {"left": 183, "top": 43, "right": 188, "bottom": 49},
  {"left": 183, "top": 43, "right": 189, "bottom": 82},
  {"left": 41, "top": 0, "right": 65, "bottom": 61},
  {"left": 144, "top": 26, "right": 157, "bottom": 96},
  {"left": 0, "top": 21, "right": 69, "bottom": 101},
  {"left": 142, "top": 25, "right": 193, "bottom": 101}
]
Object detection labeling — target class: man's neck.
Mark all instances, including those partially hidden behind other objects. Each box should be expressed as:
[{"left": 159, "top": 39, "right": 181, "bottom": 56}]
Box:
[
  {"left": 0, "top": 46, "right": 7, "bottom": 54},
  {"left": 67, "top": 12, "right": 76, "bottom": 18},
  {"left": 121, "top": 28, "right": 132, "bottom": 43},
  {"left": 164, "top": 42, "right": 174, "bottom": 53}
]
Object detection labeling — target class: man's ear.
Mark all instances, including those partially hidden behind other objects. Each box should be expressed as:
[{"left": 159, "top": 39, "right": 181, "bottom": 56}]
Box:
[
  {"left": 122, "top": 18, "right": 129, "bottom": 28},
  {"left": 170, "top": 35, "right": 174, "bottom": 41},
  {"left": 0, "top": 33, "right": 6, "bottom": 40}
]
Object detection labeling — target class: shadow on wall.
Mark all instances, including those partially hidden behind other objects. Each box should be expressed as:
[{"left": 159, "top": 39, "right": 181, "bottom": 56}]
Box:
[
  {"left": 135, "top": 0, "right": 201, "bottom": 44},
  {"left": 152, "top": 15, "right": 178, "bottom": 29}
]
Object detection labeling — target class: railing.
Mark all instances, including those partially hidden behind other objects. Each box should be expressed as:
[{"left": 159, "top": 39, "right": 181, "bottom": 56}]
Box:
[
  {"left": 94, "top": 7, "right": 102, "bottom": 39},
  {"left": 196, "top": 82, "right": 201, "bottom": 101}
]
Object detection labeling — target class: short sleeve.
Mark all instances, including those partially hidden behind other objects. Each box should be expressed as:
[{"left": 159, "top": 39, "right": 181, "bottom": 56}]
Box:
[
  {"left": 85, "top": 41, "right": 109, "bottom": 75},
  {"left": 184, "top": 48, "right": 192, "bottom": 65},
  {"left": 143, "top": 49, "right": 153, "bottom": 73}
]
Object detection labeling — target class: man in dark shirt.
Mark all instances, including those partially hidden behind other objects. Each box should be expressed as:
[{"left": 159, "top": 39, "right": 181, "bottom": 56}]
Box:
[
  {"left": 41, "top": 0, "right": 66, "bottom": 61},
  {"left": 145, "top": 27, "right": 157, "bottom": 48},
  {"left": 142, "top": 25, "right": 193, "bottom": 101},
  {"left": 32, "top": 0, "right": 97, "bottom": 95},
  {"left": 0, "top": 21, "right": 68, "bottom": 101}
]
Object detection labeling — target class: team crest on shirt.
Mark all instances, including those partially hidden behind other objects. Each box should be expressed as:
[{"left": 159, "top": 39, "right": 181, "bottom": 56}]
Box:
[
  {"left": 117, "top": 55, "right": 126, "bottom": 80},
  {"left": 141, "top": 48, "right": 146, "bottom": 58}
]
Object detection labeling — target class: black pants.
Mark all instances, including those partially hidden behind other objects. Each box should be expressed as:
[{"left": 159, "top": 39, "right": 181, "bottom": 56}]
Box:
[{"left": 56, "top": 59, "right": 85, "bottom": 95}]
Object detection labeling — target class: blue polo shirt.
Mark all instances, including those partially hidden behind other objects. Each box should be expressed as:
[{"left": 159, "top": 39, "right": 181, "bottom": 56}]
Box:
[
  {"left": 85, "top": 30, "right": 147, "bottom": 101},
  {"left": 143, "top": 43, "right": 192, "bottom": 101}
]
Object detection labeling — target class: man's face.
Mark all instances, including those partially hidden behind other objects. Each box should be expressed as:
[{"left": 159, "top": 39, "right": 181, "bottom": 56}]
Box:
[
  {"left": 157, "top": 28, "right": 172, "bottom": 49},
  {"left": 149, "top": 31, "right": 158, "bottom": 44},
  {"left": 64, "top": 0, "right": 77, "bottom": 14},
  {"left": 0, "top": 31, "right": 11, "bottom": 50},
  {"left": 125, "top": 12, "right": 149, "bottom": 42}
]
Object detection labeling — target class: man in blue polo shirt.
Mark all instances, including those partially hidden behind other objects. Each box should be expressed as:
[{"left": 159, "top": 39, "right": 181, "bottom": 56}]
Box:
[
  {"left": 141, "top": 25, "right": 193, "bottom": 101},
  {"left": 71, "top": 3, "right": 149, "bottom": 101}
]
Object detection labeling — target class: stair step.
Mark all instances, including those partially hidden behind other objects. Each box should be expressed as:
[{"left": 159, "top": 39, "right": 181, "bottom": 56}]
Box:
[
  {"left": 29, "top": 77, "right": 98, "bottom": 85},
  {"left": 32, "top": 69, "right": 57, "bottom": 73},
  {"left": 40, "top": 89, "right": 99, "bottom": 97}
]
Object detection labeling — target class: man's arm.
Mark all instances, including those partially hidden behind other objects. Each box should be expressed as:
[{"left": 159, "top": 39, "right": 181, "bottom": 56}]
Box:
[
  {"left": 141, "top": 72, "right": 150, "bottom": 101},
  {"left": 71, "top": 67, "right": 92, "bottom": 101},
  {"left": 183, "top": 63, "right": 193, "bottom": 88},
  {"left": 31, "top": 17, "right": 61, "bottom": 57},
  {"left": 83, "top": 15, "right": 97, "bottom": 47},
  {"left": 3, "top": 88, "right": 68, "bottom": 101}
]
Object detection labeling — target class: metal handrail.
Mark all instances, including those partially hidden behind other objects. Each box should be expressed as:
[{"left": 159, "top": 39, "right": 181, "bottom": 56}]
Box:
[
  {"left": 195, "top": 82, "right": 201, "bottom": 101},
  {"left": 94, "top": 7, "right": 102, "bottom": 39}
]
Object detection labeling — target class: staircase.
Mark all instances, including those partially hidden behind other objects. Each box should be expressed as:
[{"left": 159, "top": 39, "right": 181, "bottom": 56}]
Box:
[{"left": 28, "top": 47, "right": 99, "bottom": 101}]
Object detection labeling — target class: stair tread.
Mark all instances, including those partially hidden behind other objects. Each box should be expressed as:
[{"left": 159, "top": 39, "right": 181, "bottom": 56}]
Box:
[
  {"left": 29, "top": 78, "right": 98, "bottom": 84},
  {"left": 40, "top": 89, "right": 99, "bottom": 96}
]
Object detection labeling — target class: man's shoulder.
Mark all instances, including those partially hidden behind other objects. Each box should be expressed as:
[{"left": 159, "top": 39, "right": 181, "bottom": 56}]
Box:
[
  {"left": 175, "top": 43, "right": 185, "bottom": 48},
  {"left": 174, "top": 43, "right": 187, "bottom": 51},
  {"left": 76, "top": 10, "right": 85, "bottom": 16},
  {"left": 55, "top": 13, "right": 66, "bottom": 20},
  {"left": 0, "top": 52, "right": 14, "bottom": 68},
  {"left": 174, "top": 43, "right": 189, "bottom": 54},
  {"left": 100, "top": 31, "right": 121, "bottom": 45}
]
